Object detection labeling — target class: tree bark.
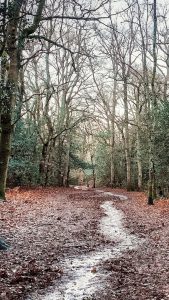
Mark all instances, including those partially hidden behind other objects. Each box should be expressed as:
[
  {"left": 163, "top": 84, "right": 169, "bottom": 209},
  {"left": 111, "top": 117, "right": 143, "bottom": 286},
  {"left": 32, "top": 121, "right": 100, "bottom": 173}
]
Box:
[
  {"left": 110, "top": 63, "right": 117, "bottom": 188},
  {"left": 136, "top": 130, "right": 142, "bottom": 191},
  {"left": 148, "top": 0, "right": 157, "bottom": 205},
  {"left": 0, "top": 5, "right": 19, "bottom": 200},
  {"left": 91, "top": 154, "right": 96, "bottom": 188},
  {"left": 0, "top": 115, "right": 12, "bottom": 199},
  {"left": 135, "top": 86, "right": 143, "bottom": 190},
  {"left": 123, "top": 75, "right": 131, "bottom": 191},
  {"left": 63, "top": 135, "right": 71, "bottom": 187}
]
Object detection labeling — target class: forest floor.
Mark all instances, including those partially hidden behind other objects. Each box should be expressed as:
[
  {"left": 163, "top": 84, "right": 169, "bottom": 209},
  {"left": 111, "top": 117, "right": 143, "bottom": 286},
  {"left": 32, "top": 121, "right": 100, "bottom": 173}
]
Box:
[{"left": 0, "top": 187, "right": 169, "bottom": 300}]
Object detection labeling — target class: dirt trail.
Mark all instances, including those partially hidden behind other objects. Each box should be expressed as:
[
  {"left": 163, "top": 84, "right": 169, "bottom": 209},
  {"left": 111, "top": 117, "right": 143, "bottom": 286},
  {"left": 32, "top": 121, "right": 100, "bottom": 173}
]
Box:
[
  {"left": 28, "top": 193, "right": 143, "bottom": 300},
  {"left": 1, "top": 187, "right": 169, "bottom": 300}
]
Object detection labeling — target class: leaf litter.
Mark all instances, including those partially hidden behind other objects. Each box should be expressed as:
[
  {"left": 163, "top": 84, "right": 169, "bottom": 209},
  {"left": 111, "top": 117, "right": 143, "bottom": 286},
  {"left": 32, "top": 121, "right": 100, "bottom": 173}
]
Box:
[{"left": 0, "top": 187, "right": 169, "bottom": 299}]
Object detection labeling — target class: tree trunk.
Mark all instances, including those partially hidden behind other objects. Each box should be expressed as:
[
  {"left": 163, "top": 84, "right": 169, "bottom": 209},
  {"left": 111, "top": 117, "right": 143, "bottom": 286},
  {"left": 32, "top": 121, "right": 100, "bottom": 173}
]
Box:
[
  {"left": 63, "top": 135, "right": 71, "bottom": 187},
  {"left": 148, "top": 0, "right": 157, "bottom": 204},
  {"left": 148, "top": 158, "right": 155, "bottom": 205},
  {"left": 0, "top": 13, "right": 19, "bottom": 200},
  {"left": 0, "top": 115, "right": 12, "bottom": 199},
  {"left": 39, "top": 142, "right": 49, "bottom": 185},
  {"left": 136, "top": 130, "right": 142, "bottom": 190},
  {"left": 91, "top": 154, "right": 96, "bottom": 188},
  {"left": 57, "top": 137, "right": 64, "bottom": 186},
  {"left": 110, "top": 126, "right": 115, "bottom": 188},
  {"left": 110, "top": 65, "right": 117, "bottom": 188},
  {"left": 0, "top": 0, "right": 45, "bottom": 200},
  {"left": 123, "top": 75, "right": 131, "bottom": 191},
  {"left": 135, "top": 86, "right": 143, "bottom": 190}
]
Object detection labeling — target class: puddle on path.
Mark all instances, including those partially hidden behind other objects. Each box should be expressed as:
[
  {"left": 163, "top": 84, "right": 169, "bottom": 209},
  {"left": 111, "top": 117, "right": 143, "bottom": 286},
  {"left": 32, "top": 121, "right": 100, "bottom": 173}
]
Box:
[{"left": 28, "top": 193, "right": 143, "bottom": 300}]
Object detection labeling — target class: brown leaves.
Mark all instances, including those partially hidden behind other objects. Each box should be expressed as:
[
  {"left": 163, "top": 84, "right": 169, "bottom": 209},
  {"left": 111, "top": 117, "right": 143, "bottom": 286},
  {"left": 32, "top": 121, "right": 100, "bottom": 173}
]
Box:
[
  {"left": 0, "top": 187, "right": 103, "bottom": 299},
  {"left": 1, "top": 187, "right": 169, "bottom": 299},
  {"left": 91, "top": 267, "right": 97, "bottom": 273}
]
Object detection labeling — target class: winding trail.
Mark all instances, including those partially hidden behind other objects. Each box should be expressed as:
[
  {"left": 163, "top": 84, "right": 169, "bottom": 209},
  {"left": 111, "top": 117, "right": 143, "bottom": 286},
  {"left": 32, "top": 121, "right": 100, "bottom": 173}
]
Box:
[{"left": 28, "top": 191, "right": 143, "bottom": 300}]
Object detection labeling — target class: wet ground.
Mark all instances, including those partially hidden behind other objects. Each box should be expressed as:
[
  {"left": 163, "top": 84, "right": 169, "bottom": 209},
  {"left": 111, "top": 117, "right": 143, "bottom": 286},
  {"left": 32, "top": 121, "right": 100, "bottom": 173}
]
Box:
[
  {"left": 28, "top": 191, "right": 143, "bottom": 300},
  {"left": 1, "top": 187, "right": 169, "bottom": 299}
]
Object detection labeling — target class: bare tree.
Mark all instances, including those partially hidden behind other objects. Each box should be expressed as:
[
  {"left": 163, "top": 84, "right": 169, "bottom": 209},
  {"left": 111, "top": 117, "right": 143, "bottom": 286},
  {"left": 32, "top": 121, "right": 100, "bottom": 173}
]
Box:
[{"left": 0, "top": 0, "right": 110, "bottom": 199}]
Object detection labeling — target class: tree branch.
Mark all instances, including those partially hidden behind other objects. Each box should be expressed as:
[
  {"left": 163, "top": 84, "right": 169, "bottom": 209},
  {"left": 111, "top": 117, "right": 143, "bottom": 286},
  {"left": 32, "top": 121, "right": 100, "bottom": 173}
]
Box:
[{"left": 21, "top": 0, "right": 45, "bottom": 38}]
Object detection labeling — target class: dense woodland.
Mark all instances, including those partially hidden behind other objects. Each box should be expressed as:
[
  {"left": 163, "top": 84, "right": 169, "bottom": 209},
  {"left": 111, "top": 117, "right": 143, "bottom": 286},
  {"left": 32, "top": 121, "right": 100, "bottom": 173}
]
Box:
[{"left": 0, "top": 0, "right": 169, "bottom": 203}]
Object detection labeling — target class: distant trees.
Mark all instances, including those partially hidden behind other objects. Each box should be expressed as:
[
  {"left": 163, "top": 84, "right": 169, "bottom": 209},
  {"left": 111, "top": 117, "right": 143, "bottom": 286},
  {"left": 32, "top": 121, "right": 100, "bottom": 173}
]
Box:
[
  {"left": 87, "top": 0, "right": 169, "bottom": 198},
  {"left": 1, "top": 0, "right": 169, "bottom": 202},
  {"left": 23, "top": 17, "right": 93, "bottom": 186},
  {"left": 0, "top": 0, "right": 109, "bottom": 199}
]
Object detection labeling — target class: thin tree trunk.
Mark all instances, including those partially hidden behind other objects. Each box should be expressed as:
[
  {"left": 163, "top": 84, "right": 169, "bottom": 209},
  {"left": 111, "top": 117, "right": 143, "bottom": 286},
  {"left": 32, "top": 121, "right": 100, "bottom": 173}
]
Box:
[
  {"left": 63, "top": 135, "right": 71, "bottom": 187},
  {"left": 110, "top": 64, "right": 117, "bottom": 188},
  {"left": 136, "top": 86, "right": 143, "bottom": 190},
  {"left": 136, "top": 130, "right": 142, "bottom": 190},
  {"left": 110, "top": 121, "right": 115, "bottom": 188},
  {"left": 39, "top": 142, "right": 49, "bottom": 185},
  {"left": 57, "top": 137, "right": 64, "bottom": 186},
  {"left": 123, "top": 75, "right": 131, "bottom": 191},
  {"left": 148, "top": 0, "right": 157, "bottom": 205},
  {"left": 91, "top": 154, "right": 96, "bottom": 188}
]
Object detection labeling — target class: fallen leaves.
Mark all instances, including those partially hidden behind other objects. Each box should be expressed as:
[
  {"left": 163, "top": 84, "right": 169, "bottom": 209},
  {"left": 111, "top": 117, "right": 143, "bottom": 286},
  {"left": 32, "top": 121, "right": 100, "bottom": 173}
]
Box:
[
  {"left": 1, "top": 187, "right": 169, "bottom": 299},
  {"left": 0, "top": 188, "right": 103, "bottom": 299}
]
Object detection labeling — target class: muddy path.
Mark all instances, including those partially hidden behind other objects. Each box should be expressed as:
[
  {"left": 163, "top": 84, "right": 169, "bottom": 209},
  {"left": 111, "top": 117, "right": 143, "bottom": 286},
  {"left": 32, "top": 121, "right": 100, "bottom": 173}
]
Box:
[
  {"left": 1, "top": 187, "right": 169, "bottom": 300},
  {"left": 28, "top": 191, "right": 143, "bottom": 300}
]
